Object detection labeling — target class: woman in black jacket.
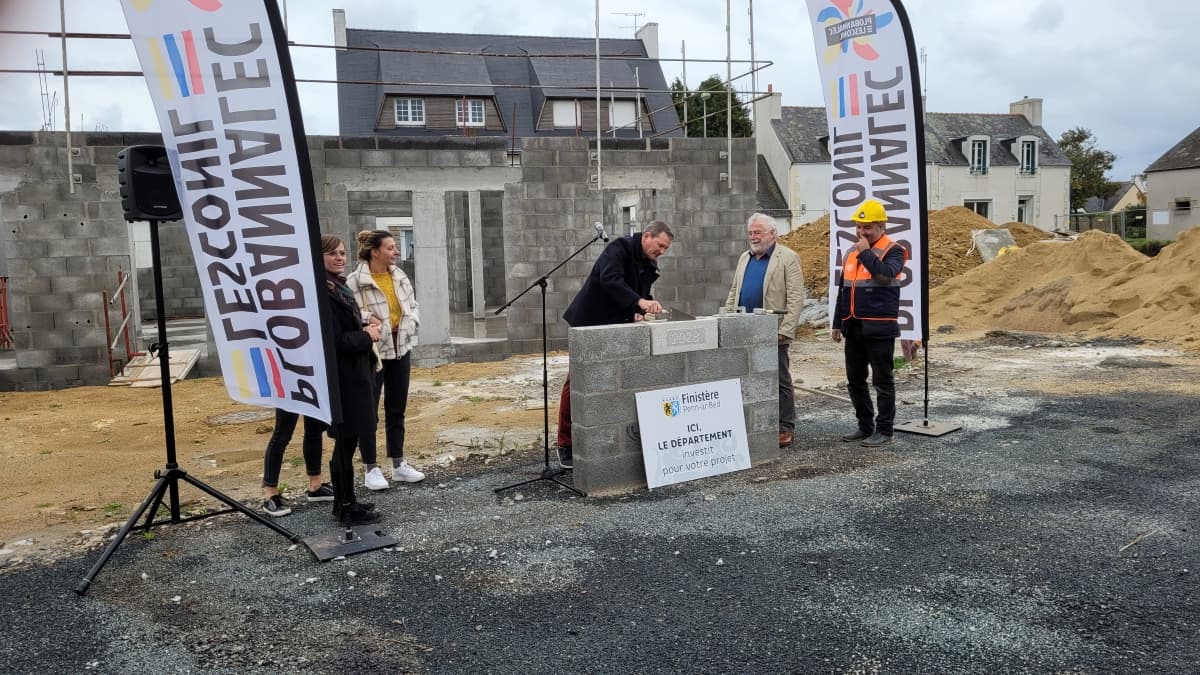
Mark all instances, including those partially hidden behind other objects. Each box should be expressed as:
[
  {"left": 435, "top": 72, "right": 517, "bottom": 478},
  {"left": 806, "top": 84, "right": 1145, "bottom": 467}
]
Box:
[{"left": 321, "top": 234, "right": 383, "bottom": 525}]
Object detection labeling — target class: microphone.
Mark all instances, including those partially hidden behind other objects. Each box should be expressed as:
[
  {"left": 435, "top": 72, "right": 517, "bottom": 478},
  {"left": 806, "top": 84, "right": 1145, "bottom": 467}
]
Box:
[{"left": 594, "top": 221, "right": 610, "bottom": 242}]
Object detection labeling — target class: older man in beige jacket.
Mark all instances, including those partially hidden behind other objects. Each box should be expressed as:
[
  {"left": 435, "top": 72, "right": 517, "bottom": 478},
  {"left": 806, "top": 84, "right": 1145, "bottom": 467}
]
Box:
[{"left": 726, "top": 213, "right": 805, "bottom": 447}]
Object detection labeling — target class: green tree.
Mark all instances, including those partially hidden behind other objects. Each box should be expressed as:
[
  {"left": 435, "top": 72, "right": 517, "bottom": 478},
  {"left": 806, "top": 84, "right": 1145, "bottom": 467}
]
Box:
[
  {"left": 1057, "top": 127, "right": 1118, "bottom": 211},
  {"left": 671, "top": 76, "right": 752, "bottom": 138}
]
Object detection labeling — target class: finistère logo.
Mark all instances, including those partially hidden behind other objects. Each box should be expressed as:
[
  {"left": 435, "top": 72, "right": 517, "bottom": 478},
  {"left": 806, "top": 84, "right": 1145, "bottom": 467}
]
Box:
[{"left": 661, "top": 397, "right": 681, "bottom": 418}]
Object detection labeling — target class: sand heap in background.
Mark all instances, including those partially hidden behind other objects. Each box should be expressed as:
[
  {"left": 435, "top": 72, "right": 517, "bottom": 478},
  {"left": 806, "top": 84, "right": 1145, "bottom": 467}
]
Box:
[
  {"left": 777, "top": 206, "right": 1051, "bottom": 296},
  {"left": 929, "top": 228, "right": 1200, "bottom": 348}
]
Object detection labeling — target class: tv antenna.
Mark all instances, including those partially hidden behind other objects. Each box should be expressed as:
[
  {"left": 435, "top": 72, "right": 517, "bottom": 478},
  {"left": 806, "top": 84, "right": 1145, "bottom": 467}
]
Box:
[
  {"left": 611, "top": 11, "right": 646, "bottom": 35},
  {"left": 36, "top": 48, "right": 57, "bottom": 131},
  {"left": 919, "top": 46, "right": 928, "bottom": 98}
]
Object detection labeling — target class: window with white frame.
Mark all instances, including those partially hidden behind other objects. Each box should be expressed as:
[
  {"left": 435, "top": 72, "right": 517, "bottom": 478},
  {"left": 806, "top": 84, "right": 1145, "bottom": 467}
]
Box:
[
  {"left": 456, "top": 99, "right": 485, "bottom": 127},
  {"left": 1174, "top": 198, "right": 1192, "bottom": 212},
  {"left": 552, "top": 100, "right": 581, "bottom": 128},
  {"left": 394, "top": 98, "right": 425, "bottom": 126},
  {"left": 610, "top": 100, "right": 636, "bottom": 130},
  {"left": 964, "top": 199, "right": 991, "bottom": 219},
  {"left": 1020, "top": 140, "right": 1037, "bottom": 174},
  {"left": 970, "top": 139, "right": 989, "bottom": 175}
]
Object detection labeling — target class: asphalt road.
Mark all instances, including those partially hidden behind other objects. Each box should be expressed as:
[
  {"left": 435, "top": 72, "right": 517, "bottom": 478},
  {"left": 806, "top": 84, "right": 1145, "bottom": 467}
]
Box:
[{"left": 1, "top": 335, "right": 1197, "bottom": 673}]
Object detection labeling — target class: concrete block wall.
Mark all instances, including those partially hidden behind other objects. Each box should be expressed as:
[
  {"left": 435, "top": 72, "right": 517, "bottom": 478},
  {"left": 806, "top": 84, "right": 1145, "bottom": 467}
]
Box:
[
  {"left": 137, "top": 224, "right": 205, "bottom": 321},
  {"left": 480, "top": 190, "right": 506, "bottom": 309},
  {"left": 3, "top": 131, "right": 757, "bottom": 390},
  {"left": 502, "top": 137, "right": 758, "bottom": 356},
  {"left": 444, "top": 191, "right": 471, "bottom": 312},
  {"left": 0, "top": 131, "right": 143, "bottom": 390},
  {"left": 568, "top": 313, "right": 780, "bottom": 495}
]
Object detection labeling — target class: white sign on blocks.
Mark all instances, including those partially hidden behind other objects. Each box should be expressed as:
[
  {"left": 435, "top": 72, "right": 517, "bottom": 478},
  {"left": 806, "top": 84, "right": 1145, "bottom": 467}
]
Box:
[{"left": 635, "top": 378, "right": 751, "bottom": 489}]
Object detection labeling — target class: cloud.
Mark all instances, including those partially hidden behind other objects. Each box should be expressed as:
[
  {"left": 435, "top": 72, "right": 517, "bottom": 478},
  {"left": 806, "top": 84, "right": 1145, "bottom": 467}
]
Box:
[{"left": 1023, "top": 0, "right": 1065, "bottom": 32}]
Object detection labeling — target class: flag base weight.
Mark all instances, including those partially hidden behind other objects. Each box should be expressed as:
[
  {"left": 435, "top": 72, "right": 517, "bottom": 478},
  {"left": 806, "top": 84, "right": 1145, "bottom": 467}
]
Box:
[
  {"left": 895, "top": 420, "right": 961, "bottom": 437},
  {"left": 303, "top": 526, "right": 398, "bottom": 562}
]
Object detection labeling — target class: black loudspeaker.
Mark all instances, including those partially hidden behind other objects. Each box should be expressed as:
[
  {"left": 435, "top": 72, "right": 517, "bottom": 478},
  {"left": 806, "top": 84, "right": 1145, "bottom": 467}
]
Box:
[{"left": 117, "top": 145, "right": 183, "bottom": 222}]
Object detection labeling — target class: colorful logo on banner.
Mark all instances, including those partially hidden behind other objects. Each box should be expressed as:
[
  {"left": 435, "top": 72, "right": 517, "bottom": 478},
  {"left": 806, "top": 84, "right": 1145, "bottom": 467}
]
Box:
[
  {"left": 816, "top": 1, "right": 896, "bottom": 118},
  {"left": 232, "top": 347, "right": 285, "bottom": 399},
  {"left": 816, "top": 0, "right": 894, "bottom": 63},
  {"left": 131, "top": 0, "right": 223, "bottom": 11},
  {"left": 146, "top": 31, "right": 205, "bottom": 100}
]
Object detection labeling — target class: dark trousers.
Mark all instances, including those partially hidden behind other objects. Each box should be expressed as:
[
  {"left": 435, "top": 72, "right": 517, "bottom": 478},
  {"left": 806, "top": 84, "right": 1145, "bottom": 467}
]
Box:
[
  {"left": 375, "top": 351, "right": 412, "bottom": 460},
  {"left": 330, "top": 434, "right": 361, "bottom": 508},
  {"left": 358, "top": 351, "right": 412, "bottom": 465},
  {"left": 261, "top": 410, "right": 324, "bottom": 487},
  {"left": 843, "top": 323, "right": 897, "bottom": 436},
  {"left": 557, "top": 376, "right": 572, "bottom": 449},
  {"left": 778, "top": 342, "right": 795, "bottom": 432}
]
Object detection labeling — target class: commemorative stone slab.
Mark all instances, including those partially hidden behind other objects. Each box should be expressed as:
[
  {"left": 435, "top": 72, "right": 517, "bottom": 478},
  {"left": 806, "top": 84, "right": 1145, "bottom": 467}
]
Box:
[{"left": 649, "top": 317, "right": 718, "bottom": 355}]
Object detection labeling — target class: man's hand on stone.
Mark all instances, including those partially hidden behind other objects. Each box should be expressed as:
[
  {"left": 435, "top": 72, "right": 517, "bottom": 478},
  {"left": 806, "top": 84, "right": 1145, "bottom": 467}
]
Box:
[{"left": 638, "top": 299, "right": 663, "bottom": 315}]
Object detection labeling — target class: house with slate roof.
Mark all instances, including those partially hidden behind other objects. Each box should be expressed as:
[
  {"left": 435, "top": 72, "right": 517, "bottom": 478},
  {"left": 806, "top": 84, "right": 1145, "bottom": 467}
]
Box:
[
  {"left": 754, "top": 93, "right": 1071, "bottom": 233},
  {"left": 333, "top": 11, "right": 681, "bottom": 147},
  {"left": 1144, "top": 126, "right": 1200, "bottom": 240},
  {"left": 1083, "top": 181, "right": 1144, "bottom": 215}
]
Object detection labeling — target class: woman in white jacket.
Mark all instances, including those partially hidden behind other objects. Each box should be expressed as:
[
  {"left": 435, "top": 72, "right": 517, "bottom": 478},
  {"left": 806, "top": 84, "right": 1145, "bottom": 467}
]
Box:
[{"left": 346, "top": 229, "right": 426, "bottom": 490}]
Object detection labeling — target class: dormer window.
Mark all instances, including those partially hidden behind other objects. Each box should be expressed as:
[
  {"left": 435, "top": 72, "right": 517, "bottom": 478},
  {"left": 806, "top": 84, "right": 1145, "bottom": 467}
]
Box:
[
  {"left": 552, "top": 100, "right": 582, "bottom": 129},
  {"left": 456, "top": 99, "right": 485, "bottom": 127},
  {"left": 969, "top": 138, "right": 989, "bottom": 175},
  {"left": 394, "top": 98, "right": 425, "bottom": 126},
  {"left": 609, "top": 100, "right": 637, "bottom": 130},
  {"left": 1019, "top": 138, "right": 1038, "bottom": 175}
]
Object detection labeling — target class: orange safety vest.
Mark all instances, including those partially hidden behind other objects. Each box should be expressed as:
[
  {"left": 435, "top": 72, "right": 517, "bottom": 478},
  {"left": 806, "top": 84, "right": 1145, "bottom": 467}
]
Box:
[{"left": 841, "top": 234, "right": 907, "bottom": 322}]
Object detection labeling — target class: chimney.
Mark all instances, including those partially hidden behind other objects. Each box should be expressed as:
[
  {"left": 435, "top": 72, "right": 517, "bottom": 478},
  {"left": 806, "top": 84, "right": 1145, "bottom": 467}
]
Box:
[
  {"left": 636, "top": 22, "right": 659, "bottom": 60},
  {"left": 1009, "top": 96, "right": 1043, "bottom": 127},
  {"left": 753, "top": 86, "right": 782, "bottom": 123},
  {"left": 333, "top": 9, "right": 347, "bottom": 52}
]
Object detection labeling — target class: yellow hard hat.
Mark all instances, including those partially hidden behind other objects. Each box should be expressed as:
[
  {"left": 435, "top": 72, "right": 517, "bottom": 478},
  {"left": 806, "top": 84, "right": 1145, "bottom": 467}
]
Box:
[{"left": 851, "top": 199, "right": 888, "bottom": 223}]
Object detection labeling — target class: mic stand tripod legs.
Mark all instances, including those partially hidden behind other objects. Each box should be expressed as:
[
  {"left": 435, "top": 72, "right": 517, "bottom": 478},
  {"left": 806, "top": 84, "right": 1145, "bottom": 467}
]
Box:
[{"left": 493, "top": 235, "right": 604, "bottom": 497}]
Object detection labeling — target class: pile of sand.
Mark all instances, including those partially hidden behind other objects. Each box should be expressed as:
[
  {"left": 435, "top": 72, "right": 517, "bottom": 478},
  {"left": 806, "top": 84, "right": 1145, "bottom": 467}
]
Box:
[
  {"left": 778, "top": 206, "right": 1051, "bottom": 296},
  {"left": 929, "top": 228, "right": 1200, "bottom": 348}
]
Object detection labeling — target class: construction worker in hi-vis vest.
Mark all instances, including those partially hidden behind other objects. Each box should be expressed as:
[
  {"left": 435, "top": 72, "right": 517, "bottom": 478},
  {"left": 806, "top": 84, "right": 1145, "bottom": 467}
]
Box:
[{"left": 832, "top": 199, "right": 908, "bottom": 448}]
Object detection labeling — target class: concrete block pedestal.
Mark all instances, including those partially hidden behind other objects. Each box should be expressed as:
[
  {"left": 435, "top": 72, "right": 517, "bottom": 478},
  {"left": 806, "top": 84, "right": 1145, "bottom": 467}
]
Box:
[{"left": 569, "top": 313, "right": 779, "bottom": 494}]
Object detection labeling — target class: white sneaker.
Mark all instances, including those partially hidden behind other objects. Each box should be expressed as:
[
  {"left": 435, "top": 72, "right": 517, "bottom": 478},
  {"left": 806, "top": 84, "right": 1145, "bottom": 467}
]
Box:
[
  {"left": 364, "top": 466, "right": 390, "bottom": 491},
  {"left": 392, "top": 460, "right": 425, "bottom": 483}
]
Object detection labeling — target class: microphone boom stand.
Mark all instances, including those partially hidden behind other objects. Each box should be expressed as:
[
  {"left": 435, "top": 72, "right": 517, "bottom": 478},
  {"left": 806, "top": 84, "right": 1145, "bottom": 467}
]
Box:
[
  {"left": 75, "top": 219, "right": 301, "bottom": 595},
  {"left": 493, "top": 232, "right": 606, "bottom": 497}
]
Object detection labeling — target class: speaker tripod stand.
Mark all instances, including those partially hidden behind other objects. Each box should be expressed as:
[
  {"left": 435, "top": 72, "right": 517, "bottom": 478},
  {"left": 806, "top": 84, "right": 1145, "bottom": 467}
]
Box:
[
  {"left": 75, "top": 219, "right": 300, "bottom": 596},
  {"left": 492, "top": 232, "right": 608, "bottom": 497}
]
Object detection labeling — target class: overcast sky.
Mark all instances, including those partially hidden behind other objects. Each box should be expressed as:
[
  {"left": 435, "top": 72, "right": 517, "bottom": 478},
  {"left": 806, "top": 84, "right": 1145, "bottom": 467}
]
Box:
[{"left": 2, "top": 0, "right": 1196, "bottom": 182}]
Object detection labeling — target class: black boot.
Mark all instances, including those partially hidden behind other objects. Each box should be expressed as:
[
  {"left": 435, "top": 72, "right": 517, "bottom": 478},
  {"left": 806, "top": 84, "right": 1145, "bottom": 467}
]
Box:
[{"left": 342, "top": 504, "right": 382, "bottom": 525}]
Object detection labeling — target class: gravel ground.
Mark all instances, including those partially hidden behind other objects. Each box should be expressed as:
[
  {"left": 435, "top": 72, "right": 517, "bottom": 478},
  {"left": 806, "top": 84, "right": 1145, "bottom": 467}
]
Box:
[{"left": 1, "top": 335, "right": 1197, "bottom": 674}]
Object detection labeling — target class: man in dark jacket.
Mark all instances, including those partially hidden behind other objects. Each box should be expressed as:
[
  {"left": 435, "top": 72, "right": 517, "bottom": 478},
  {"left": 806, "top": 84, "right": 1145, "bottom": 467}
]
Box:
[
  {"left": 832, "top": 199, "right": 907, "bottom": 448},
  {"left": 556, "top": 221, "right": 673, "bottom": 468}
]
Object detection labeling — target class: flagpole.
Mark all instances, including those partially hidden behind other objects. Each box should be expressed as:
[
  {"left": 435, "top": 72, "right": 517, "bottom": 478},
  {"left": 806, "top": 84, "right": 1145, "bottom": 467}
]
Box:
[{"left": 60, "top": 0, "right": 74, "bottom": 194}]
